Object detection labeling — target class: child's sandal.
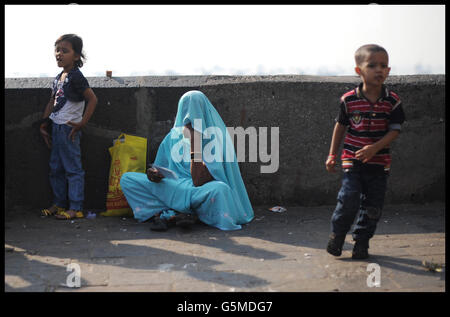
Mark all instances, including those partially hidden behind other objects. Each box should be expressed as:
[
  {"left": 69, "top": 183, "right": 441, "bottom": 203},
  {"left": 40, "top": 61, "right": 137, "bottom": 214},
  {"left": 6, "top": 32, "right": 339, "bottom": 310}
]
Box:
[
  {"left": 41, "top": 205, "right": 65, "bottom": 217},
  {"left": 55, "top": 210, "right": 84, "bottom": 220}
]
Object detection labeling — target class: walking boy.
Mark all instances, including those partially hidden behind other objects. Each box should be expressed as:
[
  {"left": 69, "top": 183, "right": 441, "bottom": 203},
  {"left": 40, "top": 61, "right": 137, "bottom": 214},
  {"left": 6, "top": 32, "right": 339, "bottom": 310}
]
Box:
[{"left": 325, "top": 44, "right": 405, "bottom": 259}]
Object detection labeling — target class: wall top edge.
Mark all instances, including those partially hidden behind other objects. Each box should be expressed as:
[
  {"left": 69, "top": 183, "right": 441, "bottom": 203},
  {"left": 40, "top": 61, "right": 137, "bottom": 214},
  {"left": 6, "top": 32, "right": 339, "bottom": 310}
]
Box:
[{"left": 5, "top": 74, "right": 445, "bottom": 89}]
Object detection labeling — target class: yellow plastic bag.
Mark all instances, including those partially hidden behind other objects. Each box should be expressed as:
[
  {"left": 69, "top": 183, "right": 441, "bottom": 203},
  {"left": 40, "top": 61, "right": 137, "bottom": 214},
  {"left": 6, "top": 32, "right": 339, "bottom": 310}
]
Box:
[{"left": 101, "top": 133, "right": 147, "bottom": 217}]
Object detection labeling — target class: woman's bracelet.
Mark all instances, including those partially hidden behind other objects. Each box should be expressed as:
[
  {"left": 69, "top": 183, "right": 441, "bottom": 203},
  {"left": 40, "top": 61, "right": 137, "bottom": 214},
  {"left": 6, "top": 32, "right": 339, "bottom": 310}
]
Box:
[{"left": 328, "top": 154, "right": 337, "bottom": 160}]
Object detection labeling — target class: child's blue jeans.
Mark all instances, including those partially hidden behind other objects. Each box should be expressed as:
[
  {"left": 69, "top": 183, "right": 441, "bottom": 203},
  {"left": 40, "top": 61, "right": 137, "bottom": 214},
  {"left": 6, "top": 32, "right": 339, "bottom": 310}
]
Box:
[
  {"left": 330, "top": 163, "right": 388, "bottom": 242},
  {"left": 49, "top": 123, "right": 84, "bottom": 211}
]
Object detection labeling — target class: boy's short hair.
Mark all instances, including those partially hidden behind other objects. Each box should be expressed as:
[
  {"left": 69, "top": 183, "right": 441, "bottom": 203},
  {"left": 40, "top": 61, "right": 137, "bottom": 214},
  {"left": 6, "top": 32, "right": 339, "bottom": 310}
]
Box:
[{"left": 354, "top": 44, "right": 388, "bottom": 66}]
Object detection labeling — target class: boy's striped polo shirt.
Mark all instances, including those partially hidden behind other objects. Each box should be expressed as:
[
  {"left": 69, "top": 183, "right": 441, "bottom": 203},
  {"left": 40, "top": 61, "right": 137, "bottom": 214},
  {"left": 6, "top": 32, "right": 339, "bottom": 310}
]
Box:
[{"left": 336, "top": 83, "right": 405, "bottom": 171}]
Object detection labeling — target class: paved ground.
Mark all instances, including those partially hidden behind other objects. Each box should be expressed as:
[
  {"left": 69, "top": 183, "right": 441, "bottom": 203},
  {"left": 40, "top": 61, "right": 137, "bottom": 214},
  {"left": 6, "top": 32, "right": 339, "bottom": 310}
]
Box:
[{"left": 5, "top": 203, "right": 445, "bottom": 292}]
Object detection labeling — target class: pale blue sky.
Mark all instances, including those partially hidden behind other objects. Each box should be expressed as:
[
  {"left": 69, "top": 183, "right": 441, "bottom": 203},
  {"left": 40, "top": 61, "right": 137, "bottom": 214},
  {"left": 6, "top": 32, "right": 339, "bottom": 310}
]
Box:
[{"left": 5, "top": 4, "right": 445, "bottom": 78}]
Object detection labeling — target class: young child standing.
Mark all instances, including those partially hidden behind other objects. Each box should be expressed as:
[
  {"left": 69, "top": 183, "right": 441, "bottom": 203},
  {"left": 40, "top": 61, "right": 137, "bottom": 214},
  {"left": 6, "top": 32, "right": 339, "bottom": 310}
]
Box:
[
  {"left": 40, "top": 34, "right": 97, "bottom": 220},
  {"left": 325, "top": 44, "right": 405, "bottom": 259}
]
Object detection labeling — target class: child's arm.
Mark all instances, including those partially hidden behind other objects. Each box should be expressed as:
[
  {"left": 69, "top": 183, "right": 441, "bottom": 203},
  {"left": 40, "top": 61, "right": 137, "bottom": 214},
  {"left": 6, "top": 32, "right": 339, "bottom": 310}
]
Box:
[
  {"left": 357, "top": 98, "right": 405, "bottom": 163},
  {"left": 67, "top": 88, "right": 98, "bottom": 141},
  {"left": 42, "top": 94, "right": 55, "bottom": 119},
  {"left": 355, "top": 130, "right": 400, "bottom": 163},
  {"left": 39, "top": 94, "right": 55, "bottom": 149},
  {"left": 326, "top": 122, "right": 347, "bottom": 173}
]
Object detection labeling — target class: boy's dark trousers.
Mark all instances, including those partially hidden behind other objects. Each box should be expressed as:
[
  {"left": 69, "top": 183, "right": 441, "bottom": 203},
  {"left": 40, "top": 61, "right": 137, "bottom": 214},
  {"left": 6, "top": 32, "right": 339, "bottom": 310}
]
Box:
[{"left": 330, "top": 162, "right": 388, "bottom": 242}]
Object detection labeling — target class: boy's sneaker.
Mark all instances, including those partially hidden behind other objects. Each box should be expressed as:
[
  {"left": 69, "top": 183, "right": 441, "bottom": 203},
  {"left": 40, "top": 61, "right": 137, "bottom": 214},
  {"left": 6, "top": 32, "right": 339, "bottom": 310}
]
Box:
[
  {"left": 326, "top": 233, "right": 346, "bottom": 256},
  {"left": 352, "top": 239, "right": 370, "bottom": 259}
]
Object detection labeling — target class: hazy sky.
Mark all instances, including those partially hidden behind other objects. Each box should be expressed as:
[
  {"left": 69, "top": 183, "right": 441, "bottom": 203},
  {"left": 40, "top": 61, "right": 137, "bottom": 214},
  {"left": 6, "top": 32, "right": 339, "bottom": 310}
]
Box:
[{"left": 5, "top": 4, "right": 445, "bottom": 78}]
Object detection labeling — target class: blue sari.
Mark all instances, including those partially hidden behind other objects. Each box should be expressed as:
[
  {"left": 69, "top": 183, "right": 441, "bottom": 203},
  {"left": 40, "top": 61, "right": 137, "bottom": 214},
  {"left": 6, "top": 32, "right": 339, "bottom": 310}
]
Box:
[{"left": 120, "top": 90, "right": 254, "bottom": 230}]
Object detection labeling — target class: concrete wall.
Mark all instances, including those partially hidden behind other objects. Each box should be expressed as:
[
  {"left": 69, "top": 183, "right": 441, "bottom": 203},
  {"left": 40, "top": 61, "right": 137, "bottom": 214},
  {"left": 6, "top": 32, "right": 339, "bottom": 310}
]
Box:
[{"left": 4, "top": 75, "right": 445, "bottom": 210}]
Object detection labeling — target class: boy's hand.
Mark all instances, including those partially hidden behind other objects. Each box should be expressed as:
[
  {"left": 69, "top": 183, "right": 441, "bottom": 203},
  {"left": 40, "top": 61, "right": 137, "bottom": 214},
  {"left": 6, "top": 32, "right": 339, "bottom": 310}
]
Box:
[
  {"left": 147, "top": 167, "right": 164, "bottom": 183},
  {"left": 40, "top": 122, "right": 52, "bottom": 149},
  {"left": 66, "top": 121, "right": 83, "bottom": 142},
  {"left": 355, "top": 145, "right": 377, "bottom": 163},
  {"left": 325, "top": 155, "right": 337, "bottom": 173}
]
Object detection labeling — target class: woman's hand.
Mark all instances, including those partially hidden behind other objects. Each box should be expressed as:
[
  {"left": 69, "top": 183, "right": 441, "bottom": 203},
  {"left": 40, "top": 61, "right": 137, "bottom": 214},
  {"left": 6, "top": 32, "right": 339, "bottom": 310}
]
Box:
[
  {"left": 40, "top": 122, "right": 52, "bottom": 149},
  {"left": 147, "top": 167, "right": 164, "bottom": 183}
]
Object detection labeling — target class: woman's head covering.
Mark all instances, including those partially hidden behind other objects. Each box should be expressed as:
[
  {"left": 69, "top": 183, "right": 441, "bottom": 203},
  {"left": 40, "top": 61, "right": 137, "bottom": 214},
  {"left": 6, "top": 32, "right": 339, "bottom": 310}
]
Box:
[{"left": 155, "top": 90, "right": 253, "bottom": 223}]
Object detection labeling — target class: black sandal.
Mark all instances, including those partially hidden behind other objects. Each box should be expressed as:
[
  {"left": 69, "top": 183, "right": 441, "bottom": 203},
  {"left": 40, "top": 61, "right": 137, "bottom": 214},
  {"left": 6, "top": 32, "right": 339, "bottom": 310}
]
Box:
[
  {"left": 175, "top": 213, "right": 198, "bottom": 229},
  {"left": 149, "top": 215, "right": 169, "bottom": 231}
]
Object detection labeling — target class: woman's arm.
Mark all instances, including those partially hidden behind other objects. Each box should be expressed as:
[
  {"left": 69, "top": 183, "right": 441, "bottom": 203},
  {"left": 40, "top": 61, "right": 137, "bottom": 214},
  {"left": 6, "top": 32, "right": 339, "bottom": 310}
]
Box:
[{"left": 185, "top": 123, "right": 214, "bottom": 187}]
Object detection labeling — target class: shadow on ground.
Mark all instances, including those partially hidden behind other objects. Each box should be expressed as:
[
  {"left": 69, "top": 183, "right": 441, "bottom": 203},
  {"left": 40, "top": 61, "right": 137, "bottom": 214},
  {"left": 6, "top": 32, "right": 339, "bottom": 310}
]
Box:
[{"left": 5, "top": 203, "right": 445, "bottom": 291}]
